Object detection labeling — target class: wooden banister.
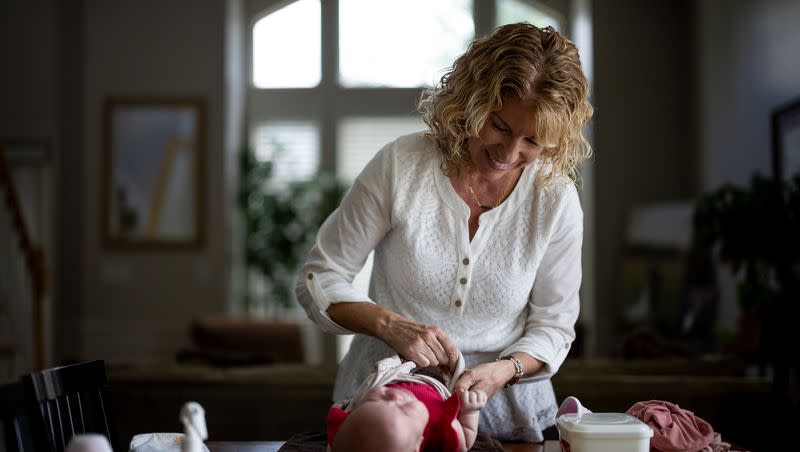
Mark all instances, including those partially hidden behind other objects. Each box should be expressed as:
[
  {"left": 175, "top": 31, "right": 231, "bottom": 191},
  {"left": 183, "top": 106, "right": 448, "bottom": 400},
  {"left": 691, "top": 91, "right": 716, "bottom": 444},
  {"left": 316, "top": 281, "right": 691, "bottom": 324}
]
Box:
[{"left": 0, "top": 144, "right": 47, "bottom": 370}]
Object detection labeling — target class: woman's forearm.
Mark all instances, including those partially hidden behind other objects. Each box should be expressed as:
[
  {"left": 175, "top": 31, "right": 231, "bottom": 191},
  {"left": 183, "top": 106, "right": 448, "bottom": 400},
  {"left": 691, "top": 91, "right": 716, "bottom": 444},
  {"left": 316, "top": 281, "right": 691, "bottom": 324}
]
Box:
[{"left": 326, "top": 301, "right": 397, "bottom": 339}]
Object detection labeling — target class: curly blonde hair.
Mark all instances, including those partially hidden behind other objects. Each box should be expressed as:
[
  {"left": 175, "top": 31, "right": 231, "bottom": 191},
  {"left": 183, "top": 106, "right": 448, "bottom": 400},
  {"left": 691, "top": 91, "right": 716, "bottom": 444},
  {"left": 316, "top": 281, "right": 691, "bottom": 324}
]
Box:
[{"left": 419, "top": 22, "right": 593, "bottom": 186}]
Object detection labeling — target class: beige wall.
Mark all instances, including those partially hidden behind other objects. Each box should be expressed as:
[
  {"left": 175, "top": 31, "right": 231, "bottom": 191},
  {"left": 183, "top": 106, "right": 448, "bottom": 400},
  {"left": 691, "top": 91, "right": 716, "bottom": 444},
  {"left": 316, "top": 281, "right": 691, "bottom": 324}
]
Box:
[
  {"left": 2, "top": 0, "right": 231, "bottom": 366},
  {"left": 698, "top": 0, "right": 800, "bottom": 188},
  {"left": 1, "top": 0, "right": 69, "bottom": 366},
  {"left": 80, "top": 0, "right": 229, "bottom": 365},
  {"left": 0, "top": 0, "right": 58, "bottom": 138},
  {"left": 591, "top": 0, "right": 800, "bottom": 355},
  {"left": 592, "top": 0, "right": 697, "bottom": 354},
  {"left": 697, "top": 0, "right": 800, "bottom": 331}
]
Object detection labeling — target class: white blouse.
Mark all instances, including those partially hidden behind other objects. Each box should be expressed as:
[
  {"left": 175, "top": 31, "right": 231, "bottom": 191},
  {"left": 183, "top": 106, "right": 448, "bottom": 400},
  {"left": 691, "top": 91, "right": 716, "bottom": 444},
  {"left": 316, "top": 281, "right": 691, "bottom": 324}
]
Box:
[{"left": 296, "top": 131, "right": 583, "bottom": 441}]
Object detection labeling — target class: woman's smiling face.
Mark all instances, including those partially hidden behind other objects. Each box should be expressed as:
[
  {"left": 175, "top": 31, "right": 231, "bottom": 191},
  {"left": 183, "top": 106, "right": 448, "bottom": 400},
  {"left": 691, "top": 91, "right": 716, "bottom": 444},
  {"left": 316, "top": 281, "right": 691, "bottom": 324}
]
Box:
[{"left": 467, "top": 95, "right": 545, "bottom": 181}]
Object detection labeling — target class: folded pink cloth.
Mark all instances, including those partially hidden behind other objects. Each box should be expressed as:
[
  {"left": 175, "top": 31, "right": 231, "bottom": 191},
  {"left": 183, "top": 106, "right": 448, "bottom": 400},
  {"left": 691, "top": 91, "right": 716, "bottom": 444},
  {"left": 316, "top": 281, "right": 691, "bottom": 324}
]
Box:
[
  {"left": 557, "top": 396, "right": 592, "bottom": 418},
  {"left": 626, "top": 400, "right": 715, "bottom": 452}
]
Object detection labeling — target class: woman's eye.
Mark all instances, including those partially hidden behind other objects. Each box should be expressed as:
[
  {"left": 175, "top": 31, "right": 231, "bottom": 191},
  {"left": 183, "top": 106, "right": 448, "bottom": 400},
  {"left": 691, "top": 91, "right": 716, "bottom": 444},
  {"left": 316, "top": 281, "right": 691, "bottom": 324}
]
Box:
[{"left": 492, "top": 121, "right": 508, "bottom": 132}]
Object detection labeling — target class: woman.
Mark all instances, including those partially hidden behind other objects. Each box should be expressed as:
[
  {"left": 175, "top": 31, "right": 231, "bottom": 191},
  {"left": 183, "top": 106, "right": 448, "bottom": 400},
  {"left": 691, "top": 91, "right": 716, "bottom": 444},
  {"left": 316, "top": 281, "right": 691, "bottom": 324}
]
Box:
[{"left": 296, "top": 22, "right": 592, "bottom": 442}]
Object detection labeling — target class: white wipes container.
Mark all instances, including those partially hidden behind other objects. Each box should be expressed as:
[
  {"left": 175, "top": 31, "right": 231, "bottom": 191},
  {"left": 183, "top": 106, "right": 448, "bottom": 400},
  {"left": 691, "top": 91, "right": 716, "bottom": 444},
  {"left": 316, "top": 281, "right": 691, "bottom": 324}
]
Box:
[{"left": 556, "top": 412, "right": 653, "bottom": 452}]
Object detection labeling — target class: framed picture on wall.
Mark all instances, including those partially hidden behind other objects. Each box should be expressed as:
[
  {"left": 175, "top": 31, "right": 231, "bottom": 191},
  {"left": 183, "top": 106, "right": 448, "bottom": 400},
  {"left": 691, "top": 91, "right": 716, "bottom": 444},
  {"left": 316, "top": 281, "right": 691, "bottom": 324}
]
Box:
[
  {"left": 103, "top": 97, "right": 206, "bottom": 249},
  {"left": 772, "top": 97, "right": 800, "bottom": 182}
]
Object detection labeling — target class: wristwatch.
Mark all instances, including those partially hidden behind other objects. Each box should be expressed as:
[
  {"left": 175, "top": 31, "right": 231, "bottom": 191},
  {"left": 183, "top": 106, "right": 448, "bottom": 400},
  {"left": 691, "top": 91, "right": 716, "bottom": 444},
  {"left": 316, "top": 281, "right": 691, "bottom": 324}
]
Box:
[{"left": 496, "top": 355, "right": 524, "bottom": 388}]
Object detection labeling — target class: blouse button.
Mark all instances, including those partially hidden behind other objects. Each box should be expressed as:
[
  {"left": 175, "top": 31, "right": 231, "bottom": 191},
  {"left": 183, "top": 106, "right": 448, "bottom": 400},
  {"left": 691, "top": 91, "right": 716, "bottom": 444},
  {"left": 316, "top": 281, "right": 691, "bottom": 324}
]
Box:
[
  {"left": 462, "top": 258, "right": 470, "bottom": 265},
  {"left": 460, "top": 277, "right": 467, "bottom": 285},
  {"left": 455, "top": 300, "right": 462, "bottom": 307},
  {"left": 307, "top": 273, "right": 314, "bottom": 280}
]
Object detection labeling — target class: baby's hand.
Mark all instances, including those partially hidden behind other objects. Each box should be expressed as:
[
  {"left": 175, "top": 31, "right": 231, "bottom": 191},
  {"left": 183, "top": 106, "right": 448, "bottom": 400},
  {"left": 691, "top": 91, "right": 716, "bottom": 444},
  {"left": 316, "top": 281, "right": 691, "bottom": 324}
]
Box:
[{"left": 460, "top": 389, "right": 487, "bottom": 412}]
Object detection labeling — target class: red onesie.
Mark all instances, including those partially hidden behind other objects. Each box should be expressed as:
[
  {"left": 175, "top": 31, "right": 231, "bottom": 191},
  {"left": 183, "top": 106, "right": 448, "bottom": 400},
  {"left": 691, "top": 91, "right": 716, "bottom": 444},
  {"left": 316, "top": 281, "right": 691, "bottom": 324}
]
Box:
[{"left": 327, "top": 381, "right": 462, "bottom": 452}]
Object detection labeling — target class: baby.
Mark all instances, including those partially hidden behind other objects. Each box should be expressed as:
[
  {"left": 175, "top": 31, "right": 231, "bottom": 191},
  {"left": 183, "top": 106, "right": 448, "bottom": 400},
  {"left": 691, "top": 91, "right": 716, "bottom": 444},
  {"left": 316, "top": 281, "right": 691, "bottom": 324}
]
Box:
[{"left": 326, "top": 354, "right": 487, "bottom": 452}]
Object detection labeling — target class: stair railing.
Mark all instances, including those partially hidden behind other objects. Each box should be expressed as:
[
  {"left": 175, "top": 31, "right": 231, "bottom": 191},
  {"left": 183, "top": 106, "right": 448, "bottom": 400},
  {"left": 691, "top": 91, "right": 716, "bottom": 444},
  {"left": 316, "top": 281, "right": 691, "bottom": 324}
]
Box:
[{"left": 0, "top": 144, "right": 47, "bottom": 370}]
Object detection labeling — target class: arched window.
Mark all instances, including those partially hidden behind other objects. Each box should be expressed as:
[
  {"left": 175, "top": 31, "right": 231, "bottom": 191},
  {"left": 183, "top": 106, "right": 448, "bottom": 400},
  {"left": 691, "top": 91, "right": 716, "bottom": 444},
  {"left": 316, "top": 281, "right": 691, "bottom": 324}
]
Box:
[
  {"left": 338, "top": 0, "right": 473, "bottom": 88},
  {"left": 248, "top": 0, "right": 564, "bottom": 188},
  {"left": 497, "top": 0, "right": 563, "bottom": 30},
  {"left": 252, "top": 0, "right": 321, "bottom": 88}
]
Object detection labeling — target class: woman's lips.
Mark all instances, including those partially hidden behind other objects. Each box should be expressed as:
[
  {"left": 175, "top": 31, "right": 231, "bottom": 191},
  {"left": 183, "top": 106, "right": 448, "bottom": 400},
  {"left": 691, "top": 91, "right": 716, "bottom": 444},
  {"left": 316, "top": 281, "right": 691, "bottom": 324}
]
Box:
[{"left": 486, "top": 150, "right": 513, "bottom": 171}]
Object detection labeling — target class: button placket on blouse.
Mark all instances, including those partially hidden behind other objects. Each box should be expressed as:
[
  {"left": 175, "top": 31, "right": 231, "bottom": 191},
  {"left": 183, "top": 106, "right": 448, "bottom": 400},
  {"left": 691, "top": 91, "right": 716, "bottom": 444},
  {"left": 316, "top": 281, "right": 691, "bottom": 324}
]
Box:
[{"left": 452, "top": 252, "right": 471, "bottom": 312}]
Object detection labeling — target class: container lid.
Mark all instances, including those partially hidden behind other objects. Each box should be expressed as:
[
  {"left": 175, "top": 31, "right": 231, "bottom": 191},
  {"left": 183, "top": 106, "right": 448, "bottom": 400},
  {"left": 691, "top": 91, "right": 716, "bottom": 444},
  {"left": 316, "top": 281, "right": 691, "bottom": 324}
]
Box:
[{"left": 556, "top": 413, "right": 654, "bottom": 439}]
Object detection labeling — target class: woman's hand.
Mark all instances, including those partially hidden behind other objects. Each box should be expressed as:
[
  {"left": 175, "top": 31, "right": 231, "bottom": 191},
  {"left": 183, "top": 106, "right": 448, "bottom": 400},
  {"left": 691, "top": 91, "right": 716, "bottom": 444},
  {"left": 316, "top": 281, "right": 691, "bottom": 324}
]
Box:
[
  {"left": 380, "top": 315, "right": 460, "bottom": 371},
  {"left": 325, "top": 301, "right": 459, "bottom": 370},
  {"left": 453, "top": 360, "right": 516, "bottom": 400}
]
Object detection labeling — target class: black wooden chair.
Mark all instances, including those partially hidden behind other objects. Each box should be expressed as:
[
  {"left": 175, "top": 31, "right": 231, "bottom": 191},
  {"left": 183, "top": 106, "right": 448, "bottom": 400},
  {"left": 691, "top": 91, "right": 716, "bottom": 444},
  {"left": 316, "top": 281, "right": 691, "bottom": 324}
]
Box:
[
  {"left": 23, "top": 360, "right": 116, "bottom": 452},
  {"left": 0, "top": 381, "right": 49, "bottom": 452}
]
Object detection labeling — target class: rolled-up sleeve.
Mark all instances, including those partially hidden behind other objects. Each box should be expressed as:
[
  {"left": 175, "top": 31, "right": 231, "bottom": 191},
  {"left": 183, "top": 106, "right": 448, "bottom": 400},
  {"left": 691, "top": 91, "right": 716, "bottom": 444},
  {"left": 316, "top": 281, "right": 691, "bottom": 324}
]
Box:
[
  {"left": 295, "top": 142, "right": 395, "bottom": 334},
  {"left": 500, "top": 185, "right": 583, "bottom": 382}
]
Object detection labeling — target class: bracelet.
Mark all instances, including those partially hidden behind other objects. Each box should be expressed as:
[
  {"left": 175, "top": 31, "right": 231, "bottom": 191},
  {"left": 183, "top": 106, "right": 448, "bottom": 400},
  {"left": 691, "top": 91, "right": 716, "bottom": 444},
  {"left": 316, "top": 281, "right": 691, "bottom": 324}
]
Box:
[{"left": 496, "top": 355, "right": 524, "bottom": 388}]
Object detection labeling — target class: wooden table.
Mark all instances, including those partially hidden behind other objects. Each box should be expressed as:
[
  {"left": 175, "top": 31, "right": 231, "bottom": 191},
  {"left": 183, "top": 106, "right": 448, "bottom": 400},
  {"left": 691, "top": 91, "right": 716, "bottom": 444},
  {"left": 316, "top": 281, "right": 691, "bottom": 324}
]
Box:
[
  {"left": 502, "top": 441, "right": 560, "bottom": 452},
  {"left": 207, "top": 440, "right": 561, "bottom": 452}
]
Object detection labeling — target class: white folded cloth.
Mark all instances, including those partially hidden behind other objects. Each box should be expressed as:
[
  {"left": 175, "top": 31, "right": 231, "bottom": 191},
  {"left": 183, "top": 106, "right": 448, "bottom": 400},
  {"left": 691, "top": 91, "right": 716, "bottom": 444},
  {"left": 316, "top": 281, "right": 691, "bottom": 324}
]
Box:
[{"left": 129, "top": 433, "right": 209, "bottom": 452}]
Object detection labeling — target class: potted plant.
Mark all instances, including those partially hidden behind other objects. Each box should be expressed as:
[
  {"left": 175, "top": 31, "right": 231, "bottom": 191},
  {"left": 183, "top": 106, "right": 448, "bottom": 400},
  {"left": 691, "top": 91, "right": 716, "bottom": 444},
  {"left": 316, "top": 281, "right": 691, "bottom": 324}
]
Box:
[
  {"left": 238, "top": 147, "right": 347, "bottom": 316},
  {"left": 177, "top": 147, "right": 346, "bottom": 366},
  {"left": 692, "top": 173, "right": 800, "bottom": 366}
]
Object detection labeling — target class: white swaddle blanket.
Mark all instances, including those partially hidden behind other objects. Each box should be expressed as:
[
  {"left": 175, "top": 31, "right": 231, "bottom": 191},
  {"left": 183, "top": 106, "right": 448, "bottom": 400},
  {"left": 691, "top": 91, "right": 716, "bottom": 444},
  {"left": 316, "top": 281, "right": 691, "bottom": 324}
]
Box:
[{"left": 342, "top": 351, "right": 467, "bottom": 409}]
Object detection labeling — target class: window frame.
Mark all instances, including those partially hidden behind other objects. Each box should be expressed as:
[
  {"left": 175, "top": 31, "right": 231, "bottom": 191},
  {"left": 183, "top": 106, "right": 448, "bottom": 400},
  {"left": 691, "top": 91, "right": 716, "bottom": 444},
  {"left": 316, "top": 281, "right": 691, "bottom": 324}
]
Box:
[{"left": 246, "top": 0, "right": 500, "bottom": 176}]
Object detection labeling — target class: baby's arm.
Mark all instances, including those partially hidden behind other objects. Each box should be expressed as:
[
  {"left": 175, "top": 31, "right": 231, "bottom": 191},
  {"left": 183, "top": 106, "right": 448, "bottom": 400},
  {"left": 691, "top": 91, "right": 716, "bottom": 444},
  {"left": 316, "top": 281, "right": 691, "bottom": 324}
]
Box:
[{"left": 452, "top": 389, "right": 487, "bottom": 451}]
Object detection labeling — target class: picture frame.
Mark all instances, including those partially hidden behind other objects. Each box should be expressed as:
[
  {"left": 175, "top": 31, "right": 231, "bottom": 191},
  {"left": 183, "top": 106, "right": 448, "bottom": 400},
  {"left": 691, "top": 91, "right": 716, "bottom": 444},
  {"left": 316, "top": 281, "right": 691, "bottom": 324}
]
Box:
[
  {"left": 103, "top": 97, "right": 205, "bottom": 249},
  {"left": 771, "top": 96, "right": 800, "bottom": 182}
]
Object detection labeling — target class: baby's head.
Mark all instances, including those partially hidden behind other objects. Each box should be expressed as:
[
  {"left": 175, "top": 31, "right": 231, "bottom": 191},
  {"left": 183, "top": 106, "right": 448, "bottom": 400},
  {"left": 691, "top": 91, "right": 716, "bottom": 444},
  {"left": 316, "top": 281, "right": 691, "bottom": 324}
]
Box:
[{"left": 331, "top": 385, "right": 429, "bottom": 452}]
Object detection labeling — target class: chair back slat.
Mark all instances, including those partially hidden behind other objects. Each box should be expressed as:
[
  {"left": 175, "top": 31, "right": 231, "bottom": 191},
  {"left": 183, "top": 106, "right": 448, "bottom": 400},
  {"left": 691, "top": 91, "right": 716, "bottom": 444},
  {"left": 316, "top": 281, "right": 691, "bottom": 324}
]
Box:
[
  {"left": 12, "top": 421, "right": 25, "bottom": 451},
  {"left": 54, "top": 399, "right": 66, "bottom": 450},
  {"left": 44, "top": 401, "right": 57, "bottom": 450},
  {"left": 96, "top": 390, "right": 110, "bottom": 438},
  {"left": 66, "top": 397, "right": 77, "bottom": 444},
  {"left": 22, "top": 360, "right": 116, "bottom": 452},
  {"left": 75, "top": 392, "right": 85, "bottom": 433},
  {"left": 0, "top": 381, "right": 49, "bottom": 452}
]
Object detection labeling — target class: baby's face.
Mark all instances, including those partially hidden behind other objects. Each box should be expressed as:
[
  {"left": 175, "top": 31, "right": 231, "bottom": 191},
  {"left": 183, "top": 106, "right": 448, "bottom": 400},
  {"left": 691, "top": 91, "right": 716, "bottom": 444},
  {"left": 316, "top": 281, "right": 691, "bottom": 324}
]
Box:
[{"left": 353, "top": 386, "right": 429, "bottom": 447}]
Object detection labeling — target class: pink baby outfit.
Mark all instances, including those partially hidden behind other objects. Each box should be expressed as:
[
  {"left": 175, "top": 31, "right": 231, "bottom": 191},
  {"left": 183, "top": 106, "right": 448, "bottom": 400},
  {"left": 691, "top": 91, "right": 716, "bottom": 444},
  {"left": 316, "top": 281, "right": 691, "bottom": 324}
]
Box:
[{"left": 390, "top": 381, "right": 461, "bottom": 451}]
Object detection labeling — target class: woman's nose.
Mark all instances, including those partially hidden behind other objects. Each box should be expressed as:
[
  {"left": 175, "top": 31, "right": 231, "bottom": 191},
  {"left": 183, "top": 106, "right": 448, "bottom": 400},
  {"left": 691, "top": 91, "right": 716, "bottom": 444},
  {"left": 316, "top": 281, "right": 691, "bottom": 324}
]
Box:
[{"left": 499, "top": 137, "right": 524, "bottom": 161}]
